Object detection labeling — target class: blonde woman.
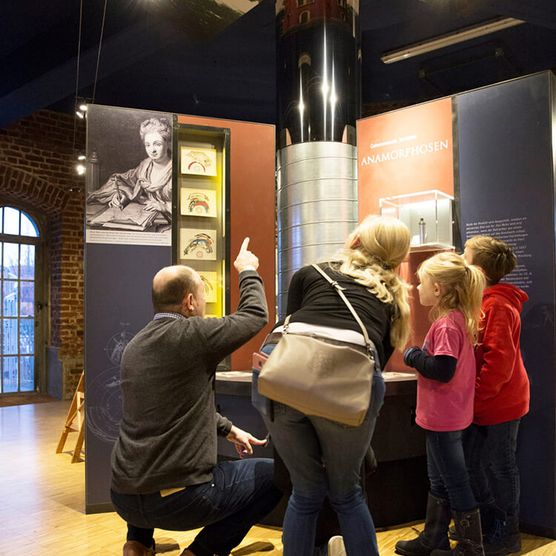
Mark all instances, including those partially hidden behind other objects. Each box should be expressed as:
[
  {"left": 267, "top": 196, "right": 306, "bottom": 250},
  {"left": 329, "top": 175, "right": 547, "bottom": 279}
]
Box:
[
  {"left": 261, "top": 215, "right": 412, "bottom": 556},
  {"left": 395, "top": 252, "right": 486, "bottom": 556}
]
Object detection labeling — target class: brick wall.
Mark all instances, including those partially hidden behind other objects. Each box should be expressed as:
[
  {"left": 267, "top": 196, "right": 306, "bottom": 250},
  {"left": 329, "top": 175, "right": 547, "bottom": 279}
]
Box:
[{"left": 0, "top": 110, "right": 85, "bottom": 398}]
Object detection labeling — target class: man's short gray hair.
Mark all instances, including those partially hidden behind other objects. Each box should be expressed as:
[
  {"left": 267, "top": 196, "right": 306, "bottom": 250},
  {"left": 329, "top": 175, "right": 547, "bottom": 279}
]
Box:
[{"left": 152, "top": 266, "right": 199, "bottom": 313}]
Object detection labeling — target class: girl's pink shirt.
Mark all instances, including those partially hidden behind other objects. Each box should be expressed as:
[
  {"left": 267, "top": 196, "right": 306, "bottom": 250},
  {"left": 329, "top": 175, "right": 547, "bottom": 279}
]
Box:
[{"left": 416, "top": 310, "right": 476, "bottom": 431}]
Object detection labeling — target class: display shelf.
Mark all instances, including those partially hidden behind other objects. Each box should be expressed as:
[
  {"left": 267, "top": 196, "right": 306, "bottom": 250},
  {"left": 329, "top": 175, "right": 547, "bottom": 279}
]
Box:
[{"left": 409, "top": 243, "right": 455, "bottom": 253}]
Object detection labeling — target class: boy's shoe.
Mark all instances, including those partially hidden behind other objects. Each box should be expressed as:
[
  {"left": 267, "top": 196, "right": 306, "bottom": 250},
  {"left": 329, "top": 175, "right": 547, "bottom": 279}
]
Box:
[
  {"left": 483, "top": 517, "right": 521, "bottom": 555},
  {"left": 483, "top": 539, "right": 521, "bottom": 556},
  {"left": 328, "top": 535, "right": 347, "bottom": 556}
]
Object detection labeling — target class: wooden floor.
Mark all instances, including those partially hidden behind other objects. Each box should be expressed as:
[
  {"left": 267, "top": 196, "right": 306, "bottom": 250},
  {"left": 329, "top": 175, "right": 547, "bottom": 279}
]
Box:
[{"left": 1, "top": 400, "right": 555, "bottom": 556}]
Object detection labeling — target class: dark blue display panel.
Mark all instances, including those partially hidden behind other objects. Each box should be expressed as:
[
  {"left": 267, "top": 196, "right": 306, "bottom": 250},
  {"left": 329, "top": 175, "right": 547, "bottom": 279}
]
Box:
[
  {"left": 84, "top": 104, "right": 174, "bottom": 511},
  {"left": 85, "top": 244, "right": 170, "bottom": 511},
  {"left": 456, "top": 72, "right": 556, "bottom": 536}
]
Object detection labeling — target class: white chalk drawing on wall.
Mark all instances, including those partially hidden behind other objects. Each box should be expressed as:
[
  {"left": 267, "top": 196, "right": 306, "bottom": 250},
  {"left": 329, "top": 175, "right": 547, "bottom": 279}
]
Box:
[{"left": 87, "top": 322, "right": 135, "bottom": 443}]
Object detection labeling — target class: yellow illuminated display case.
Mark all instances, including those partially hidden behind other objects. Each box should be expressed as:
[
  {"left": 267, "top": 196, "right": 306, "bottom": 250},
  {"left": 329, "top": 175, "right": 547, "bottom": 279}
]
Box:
[{"left": 173, "top": 124, "right": 230, "bottom": 319}]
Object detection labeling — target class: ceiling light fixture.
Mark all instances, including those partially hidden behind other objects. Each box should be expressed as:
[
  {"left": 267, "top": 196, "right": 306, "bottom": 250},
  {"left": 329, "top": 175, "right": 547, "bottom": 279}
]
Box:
[{"left": 380, "top": 17, "right": 525, "bottom": 64}]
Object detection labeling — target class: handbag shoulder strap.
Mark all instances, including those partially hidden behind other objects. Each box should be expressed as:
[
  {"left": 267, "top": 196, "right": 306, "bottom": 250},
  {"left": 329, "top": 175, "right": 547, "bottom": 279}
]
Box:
[
  {"left": 283, "top": 314, "right": 291, "bottom": 333},
  {"left": 311, "top": 264, "right": 374, "bottom": 356}
]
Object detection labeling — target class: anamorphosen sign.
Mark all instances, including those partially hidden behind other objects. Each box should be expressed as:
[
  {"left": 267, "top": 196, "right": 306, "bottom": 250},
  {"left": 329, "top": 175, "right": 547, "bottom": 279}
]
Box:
[
  {"left": 357, "top": 97, "right": 455, "bottom": 217},
  {"left": 361, "top": 139, "right": 450, "bottom": 165}
]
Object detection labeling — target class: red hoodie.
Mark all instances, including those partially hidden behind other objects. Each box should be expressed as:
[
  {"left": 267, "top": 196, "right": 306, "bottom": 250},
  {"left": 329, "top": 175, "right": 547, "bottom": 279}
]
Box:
[{"left": 474, "top": 283, "right": 530, "bottom": 425}]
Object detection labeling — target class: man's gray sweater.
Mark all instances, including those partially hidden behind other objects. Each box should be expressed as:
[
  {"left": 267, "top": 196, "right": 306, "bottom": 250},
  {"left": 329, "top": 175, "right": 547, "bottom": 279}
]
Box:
[{"left": 111, "top": 270, "right": 268, "bottom": 494}]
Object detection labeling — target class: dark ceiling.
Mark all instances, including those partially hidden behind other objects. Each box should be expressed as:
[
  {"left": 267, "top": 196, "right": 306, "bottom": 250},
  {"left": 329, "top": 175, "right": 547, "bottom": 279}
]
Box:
[{"left": 1, "top": 0, "right": 556, "bottom": 128}]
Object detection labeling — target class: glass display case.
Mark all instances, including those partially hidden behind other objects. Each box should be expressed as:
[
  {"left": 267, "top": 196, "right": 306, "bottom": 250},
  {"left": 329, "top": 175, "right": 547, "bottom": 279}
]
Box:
[
  {"left": 173, "top": 124, "right": 230, "bottom": 320},
  {"left": 379, "top": 189, "right": 454, "bottom": 249}
]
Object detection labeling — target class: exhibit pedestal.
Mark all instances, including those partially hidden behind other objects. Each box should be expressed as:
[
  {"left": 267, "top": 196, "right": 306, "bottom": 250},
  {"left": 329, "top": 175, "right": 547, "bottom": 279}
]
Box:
[{"left": 215, "top": 372, "right": 427, "bottom": 528}]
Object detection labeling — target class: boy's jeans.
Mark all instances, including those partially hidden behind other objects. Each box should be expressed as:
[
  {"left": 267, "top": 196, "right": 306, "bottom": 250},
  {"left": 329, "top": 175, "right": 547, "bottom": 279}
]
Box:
[{"left": 463, "top": 420, "right": 521, "bottom": 518}]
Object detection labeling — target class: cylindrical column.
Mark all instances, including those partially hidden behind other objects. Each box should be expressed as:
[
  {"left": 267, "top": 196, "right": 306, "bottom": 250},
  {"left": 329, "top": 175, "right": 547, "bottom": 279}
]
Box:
[
  {"left": 277, "top": 141, "right": 357, "bottom": 312},
  {"left": 276, "top": 0, "right": 361, "bottom": 315}
]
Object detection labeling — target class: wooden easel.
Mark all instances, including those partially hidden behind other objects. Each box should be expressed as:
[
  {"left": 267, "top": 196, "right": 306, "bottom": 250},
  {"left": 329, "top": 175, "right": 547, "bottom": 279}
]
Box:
[{"left": 56, "top": 371, "right": 85, "bottom": 463}]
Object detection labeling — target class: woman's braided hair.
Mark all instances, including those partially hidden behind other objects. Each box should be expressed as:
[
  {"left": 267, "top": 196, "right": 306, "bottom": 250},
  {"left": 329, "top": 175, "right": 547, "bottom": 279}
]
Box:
[{"left": 334, "top": 215, "right": 412, "bottom": 350}]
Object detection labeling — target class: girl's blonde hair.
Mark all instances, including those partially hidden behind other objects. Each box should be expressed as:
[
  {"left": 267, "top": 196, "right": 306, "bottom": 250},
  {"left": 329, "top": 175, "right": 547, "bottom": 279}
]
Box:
[
  {"left": 417, "top": 252, "right": 485, "bottom": 343},
  {"left": 335, "top": 215, "right": 412, "bottom": 350}
]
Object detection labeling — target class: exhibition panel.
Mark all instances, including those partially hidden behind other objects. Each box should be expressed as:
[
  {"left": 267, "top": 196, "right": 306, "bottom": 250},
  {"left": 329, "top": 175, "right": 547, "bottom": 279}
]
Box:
[
  {"left": 84, "top": 105, "right": 174, "bottom": 511},
  {"left": 84, "top": 107, "right": 275, "bottom": 512},
  {"left": 455, "top": 71, "right": 556, "bottom": 537},
  {"left": 356, "top": 71, "right": 556, "bottom": 536}
]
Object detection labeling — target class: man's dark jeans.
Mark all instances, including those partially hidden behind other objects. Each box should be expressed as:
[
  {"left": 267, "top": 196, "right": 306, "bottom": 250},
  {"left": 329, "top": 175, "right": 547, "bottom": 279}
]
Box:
[
  {"left": 463, "top": 420, "right": 521, "bottom": 518},
  {"left": 111, "top": 458, "right": 282, "bottom": 556},
  {"left": 426, "top": 429, "right": 477, "bottom": 512}
]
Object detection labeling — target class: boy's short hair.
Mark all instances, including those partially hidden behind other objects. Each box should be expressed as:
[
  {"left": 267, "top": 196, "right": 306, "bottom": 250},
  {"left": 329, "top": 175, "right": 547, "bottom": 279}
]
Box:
[{"left": 465, "top": 235, "right": 517, "bottom": 284}]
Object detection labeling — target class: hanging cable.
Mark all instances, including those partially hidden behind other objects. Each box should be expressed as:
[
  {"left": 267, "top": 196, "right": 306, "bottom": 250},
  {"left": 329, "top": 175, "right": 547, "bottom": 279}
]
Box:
[
  {"left": 72, "top": 0, "right": 85, "bottom": 156},
  {"left": 74, "top": 0, "right": 84, "bottom": 109},
  {"left": 92, "top": 0, "right": 109, "bottom": 104}
]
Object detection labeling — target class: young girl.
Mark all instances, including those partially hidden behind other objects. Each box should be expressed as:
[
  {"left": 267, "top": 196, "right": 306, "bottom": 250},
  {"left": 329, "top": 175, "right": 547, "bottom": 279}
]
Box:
[{"left": 395, "top": 252, "right": 486, "bottom": 556}]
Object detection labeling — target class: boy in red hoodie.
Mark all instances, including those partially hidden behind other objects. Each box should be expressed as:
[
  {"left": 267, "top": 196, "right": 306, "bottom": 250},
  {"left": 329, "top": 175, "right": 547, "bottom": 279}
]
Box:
[{"left": 463, "top": 236, "right": 530, "bottom": 556}]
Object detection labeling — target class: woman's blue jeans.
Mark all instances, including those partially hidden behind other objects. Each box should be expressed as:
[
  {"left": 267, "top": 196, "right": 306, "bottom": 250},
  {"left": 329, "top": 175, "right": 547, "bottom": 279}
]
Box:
[
  {"left": 426, "top": 429, "right": 477, "bottom": 512},
  {"left": 259, "top": 340, "right": 385, "bottom": 556},
  {"left": 463, "top": 420, "right": 521, "bottom": 518}
]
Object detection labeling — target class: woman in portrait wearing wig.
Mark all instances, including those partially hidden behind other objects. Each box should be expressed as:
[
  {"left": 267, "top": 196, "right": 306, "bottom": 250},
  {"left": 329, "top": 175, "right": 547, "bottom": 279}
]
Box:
[{"left": 87, "top": 117, "right": 172, "bottom": 222}]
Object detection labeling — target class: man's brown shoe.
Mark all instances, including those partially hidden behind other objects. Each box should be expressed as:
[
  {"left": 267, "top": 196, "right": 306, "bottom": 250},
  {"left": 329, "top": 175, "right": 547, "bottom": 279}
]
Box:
[{"left": 123, "top": 540, "right": 155, "bottom": 556}]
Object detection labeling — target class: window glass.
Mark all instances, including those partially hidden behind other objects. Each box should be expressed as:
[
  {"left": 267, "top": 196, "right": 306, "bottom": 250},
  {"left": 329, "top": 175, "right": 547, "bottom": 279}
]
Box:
[
  {"left": 20, "top": 245, "right": 35, "bottom": 280},
  {"left": 3, "top": 243, "right": 19, "bottom": 279},
  {"left": 20, "top": 356, "right": 34, "bottom": 392},
  {"left": 3, "top": 207, "right": 20, "bottom": 235},
  {"left": 3, "top": 280, "right": 18, "bottom": 317},
  {"left": 20, "top": 212, "right": 39, "bottom": 237},
  {"left": 2, "top": 356, "right": 18, "bottom": 393},
  {"left": 20, "top": 319, "right": 34, "bottom": 355},
  {"left": 2, "top": 318, "right": 18, "bottom": 355},
  {"left": 20, "top": 282, "right": 34, "bottom": 317}
]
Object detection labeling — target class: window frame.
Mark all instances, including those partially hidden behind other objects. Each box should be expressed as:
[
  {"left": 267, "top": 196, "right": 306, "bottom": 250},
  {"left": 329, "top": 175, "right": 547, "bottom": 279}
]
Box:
[{"left": 0, "top": 206, "right": 45, "bottom": 395}]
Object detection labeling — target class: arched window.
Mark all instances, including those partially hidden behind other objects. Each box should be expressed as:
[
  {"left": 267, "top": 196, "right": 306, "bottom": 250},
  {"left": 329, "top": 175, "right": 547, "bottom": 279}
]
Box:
[
  {"left": 299, "top": 10, "right": 311, "bottom": 24},
  {"left": 0, "top": 206, "right": 40, "bottom": 393}
]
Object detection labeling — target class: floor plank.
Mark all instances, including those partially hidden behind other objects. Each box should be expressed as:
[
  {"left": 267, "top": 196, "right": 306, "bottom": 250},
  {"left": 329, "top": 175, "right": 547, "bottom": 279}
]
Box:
[{"left": 0, "top": 400, "right": 554, "bottom": 555}]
